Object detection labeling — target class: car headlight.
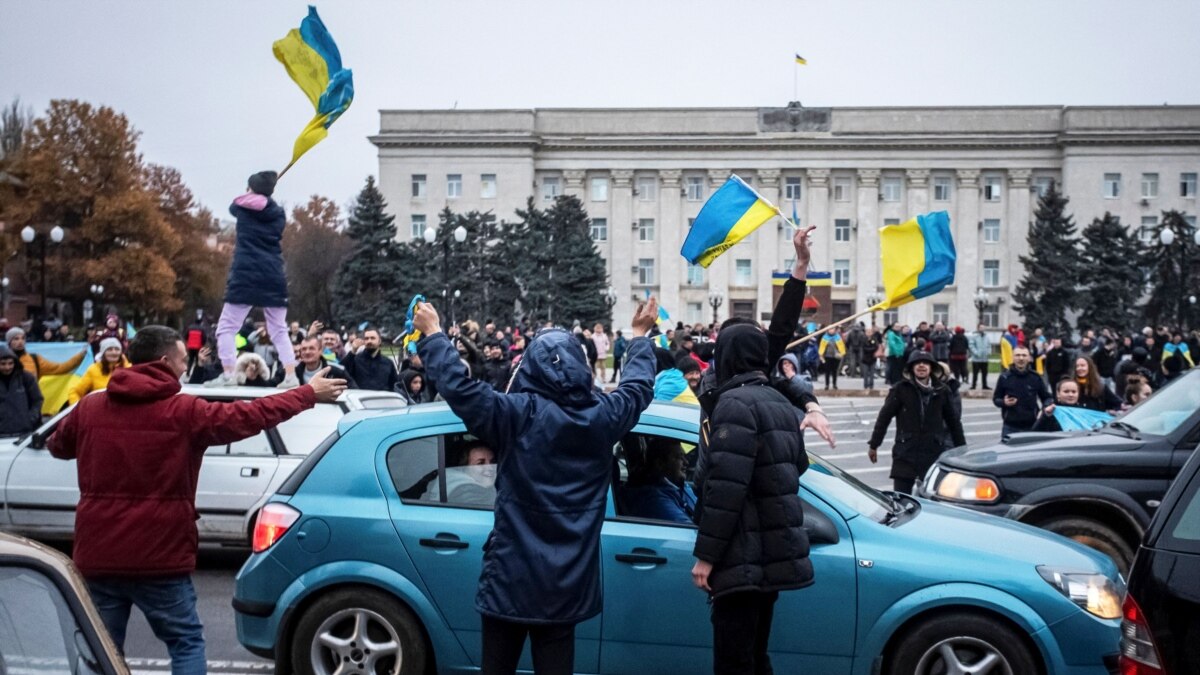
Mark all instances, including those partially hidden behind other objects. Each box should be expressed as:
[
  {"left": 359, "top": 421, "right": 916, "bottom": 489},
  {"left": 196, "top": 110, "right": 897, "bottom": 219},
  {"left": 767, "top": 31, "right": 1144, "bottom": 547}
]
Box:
[
  {"left": 1037, "top": 566, "right": 1124, "bottom": 620},
  {"left": 934, "top": 470, "right": 1001, "bottom": 503}
]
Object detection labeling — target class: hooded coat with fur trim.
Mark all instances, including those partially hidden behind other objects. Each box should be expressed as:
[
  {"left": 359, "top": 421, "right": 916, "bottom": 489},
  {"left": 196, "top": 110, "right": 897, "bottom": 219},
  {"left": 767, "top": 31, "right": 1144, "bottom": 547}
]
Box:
[
  {"left": 869, "top": 353, "right": 966, "bottom": 480},
  {"left": 417, "top": 328, "right": 656, "bottom": 624}
]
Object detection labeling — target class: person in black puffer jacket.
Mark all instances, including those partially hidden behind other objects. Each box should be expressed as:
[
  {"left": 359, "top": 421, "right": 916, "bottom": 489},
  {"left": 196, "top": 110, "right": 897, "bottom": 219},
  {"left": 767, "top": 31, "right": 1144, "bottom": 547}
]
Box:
[{"left": 692, "top": 322, "right": 812, "bottom": 675}]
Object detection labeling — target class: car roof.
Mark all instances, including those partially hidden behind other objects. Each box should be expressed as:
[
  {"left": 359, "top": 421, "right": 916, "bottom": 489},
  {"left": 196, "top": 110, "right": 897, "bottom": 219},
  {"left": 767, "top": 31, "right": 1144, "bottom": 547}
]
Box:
[{"left": 179, "top": 385, "right": 403, "bottom": 405}]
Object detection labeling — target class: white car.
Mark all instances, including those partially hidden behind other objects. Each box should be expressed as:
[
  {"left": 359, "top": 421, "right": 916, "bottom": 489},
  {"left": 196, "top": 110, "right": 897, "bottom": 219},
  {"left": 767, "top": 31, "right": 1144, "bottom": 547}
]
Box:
[{"left": 0, "top": 386, "right": 405, "bottom": 546}]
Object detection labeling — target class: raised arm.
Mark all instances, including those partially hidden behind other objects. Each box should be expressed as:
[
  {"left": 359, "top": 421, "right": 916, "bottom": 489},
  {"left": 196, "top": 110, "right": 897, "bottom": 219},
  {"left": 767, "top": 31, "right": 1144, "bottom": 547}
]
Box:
[
  {"left": 767, "top": 226, "right": 815, "bottom": 365},
  {"left": 602, "top": 299, "right": 659, "bottom": 434}
]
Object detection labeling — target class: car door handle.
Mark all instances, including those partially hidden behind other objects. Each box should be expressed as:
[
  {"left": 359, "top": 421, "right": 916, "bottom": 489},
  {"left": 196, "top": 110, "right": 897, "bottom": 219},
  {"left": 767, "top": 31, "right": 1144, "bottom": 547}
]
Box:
[
  {"left": 419, "top": 535, "right": 469, "bottom": 550},
  {"left": 240, "top": 467, "right": 259, "bottom": 478},
  {"left": 615, "top": 553, "right": 667, "bottom": 565}
]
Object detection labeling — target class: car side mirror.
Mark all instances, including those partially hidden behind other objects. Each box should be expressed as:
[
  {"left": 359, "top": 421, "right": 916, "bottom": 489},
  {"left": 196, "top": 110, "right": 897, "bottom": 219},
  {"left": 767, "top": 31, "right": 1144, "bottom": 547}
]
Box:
[
  {"left": 801, "top": 499, "right": 839, "bottom": 545},
  {"left": 29, "top": 431, "right": 47, "bottom": 450}
]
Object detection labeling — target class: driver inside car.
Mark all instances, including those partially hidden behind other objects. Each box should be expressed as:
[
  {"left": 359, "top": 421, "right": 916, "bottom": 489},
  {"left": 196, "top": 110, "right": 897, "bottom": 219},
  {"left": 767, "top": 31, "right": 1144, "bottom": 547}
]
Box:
[
  {"left": 423, "top": 442, "right": 497, "bottom": 507},
  {"left": 622, "top": 437, "right": 696, "bottom": 524}
]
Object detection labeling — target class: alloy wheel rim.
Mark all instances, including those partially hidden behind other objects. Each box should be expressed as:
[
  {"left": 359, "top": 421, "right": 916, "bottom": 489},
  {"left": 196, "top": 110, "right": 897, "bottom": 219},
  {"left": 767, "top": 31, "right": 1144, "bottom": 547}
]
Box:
[
  {"left": 914, "top": 635, "right": 1013, "bottom": 675},
  {"left": 310, "top": 607, "right": 402, "bottom": 675}
]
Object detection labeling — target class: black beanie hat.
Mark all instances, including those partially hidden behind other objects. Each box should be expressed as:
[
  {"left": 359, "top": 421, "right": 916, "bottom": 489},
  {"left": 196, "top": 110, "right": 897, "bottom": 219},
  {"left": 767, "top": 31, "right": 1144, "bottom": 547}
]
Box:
[{"left": 248, "top": 171, "right": 278, "bottom": 197}]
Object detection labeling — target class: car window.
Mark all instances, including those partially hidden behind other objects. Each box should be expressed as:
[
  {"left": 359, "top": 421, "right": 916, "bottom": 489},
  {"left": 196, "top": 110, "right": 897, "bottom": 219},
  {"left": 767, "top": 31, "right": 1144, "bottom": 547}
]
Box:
[
  {"left": 1117, "top": 368, "right": 1200, "bottom": 436},
  {"left": 388, "top": 434, "right": 496, "bottom": 510},
  {"left": 611, "top": 432, "right": 697, "bottom": 527},
  {"left": 0, "top": 566, "right": 104, "bottom": 675},
  {"left": 275, "top": 403, "right": 344, "bottom": 455},
  {"left": 1162, "top": 467, "right": 1200, "bottom": 554},
  {"left": 230, "top": 431, "right": 272, "bottom": 456},
  {"left": 805, "top": 453, "right": 892, "bottom": 522}
]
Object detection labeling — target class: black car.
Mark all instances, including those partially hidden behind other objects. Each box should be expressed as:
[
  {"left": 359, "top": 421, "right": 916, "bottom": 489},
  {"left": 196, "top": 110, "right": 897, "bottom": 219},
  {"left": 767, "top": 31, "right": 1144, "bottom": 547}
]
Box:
[
  {"left": 917, "top": 368, "right": 1200, "bottom": 575},
  {"left": 1121, "top": 438, "right": 1200, "bottom": 674}
]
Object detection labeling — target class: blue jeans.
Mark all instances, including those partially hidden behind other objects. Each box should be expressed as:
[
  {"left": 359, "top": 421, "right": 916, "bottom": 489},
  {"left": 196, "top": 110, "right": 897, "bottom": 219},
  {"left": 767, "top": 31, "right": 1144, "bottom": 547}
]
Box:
[{"left": 87, "top": 576, "right": 205, "bottom": 675}]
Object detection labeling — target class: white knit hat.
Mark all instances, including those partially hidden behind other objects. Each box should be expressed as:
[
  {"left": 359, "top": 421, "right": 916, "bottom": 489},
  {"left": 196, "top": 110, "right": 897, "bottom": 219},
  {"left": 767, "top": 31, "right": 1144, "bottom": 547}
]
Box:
[{"left": 97, "top": 337, "right": 123, "bottom": 357}]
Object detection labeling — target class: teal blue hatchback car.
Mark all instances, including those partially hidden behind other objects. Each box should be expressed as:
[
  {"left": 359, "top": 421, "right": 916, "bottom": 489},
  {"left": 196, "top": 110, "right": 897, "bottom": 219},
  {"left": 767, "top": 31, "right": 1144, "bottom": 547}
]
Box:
[{"left": 234, "top": 402, "right": 1122, "bottom": 675}]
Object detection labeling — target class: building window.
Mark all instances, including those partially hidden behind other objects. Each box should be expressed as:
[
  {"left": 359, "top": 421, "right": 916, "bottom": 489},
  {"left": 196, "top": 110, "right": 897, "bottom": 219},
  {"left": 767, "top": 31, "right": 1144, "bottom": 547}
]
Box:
[
  {"left": 982, "top": 305, "right": 999, "bottom": 329},
  {"left": 1141, "top": 173, "right": 1159, "bottom": 199},
  {"left": 410, "top": 214, "right": 426, "bottom": 240},
  {"left": 687, "top": 217, "right": 695, "bottom": 229},
  {"left": 542, "top": 176, "right": 560, "bottom": 201},
  {"left": 480, "top": 174, "right": 497, "bottom": 199},
  {"left": 638, "top": 218, "right": 655, "bottom": 242},
  {"left": 882, "top": 309, "right": 899, "bottom": 327},
  {"left": 687, "top": 302, "right": 704, "bottom": 324},
  {"left": 1182, "top": 173, "right": 1197, "bottom": 198},
  {"left": 983, "top": 176, "right": 1002, "bottom": 202},
  {"left": 734, "top": 259, "right": 753, "bottom": 286},
  {"left": 884, "top": 218, "right": 900, "bottom": 227},
  {"left": 983, "top": 218, "right": 1001, "bottom": 243},
  {"left": 686, "top": 176, "right": 704, "bottom": 201},
  {"left": 1187, "top": 215, "right": 1198, "bottom": 231},
  {"left": 687, "top": 264, "right": 704, "bottom": 285},
  {"left": 636, "top": 176, "right": 657, "bottom": 201},
  {"left": 590, "top": 177, "right": 608, "bottom": 202},
  {"left": 1139, "top": 216, "right": 1158, "bottom": 244},
  {"left": 833, "top": 259, "right": 851, "bottom": 287},
  {"left": 411, "top": 174, "right": 426, "bottom": 199},
  {"left": 882, "top": 177, "right": 903, "bottom": 202},
  {"left": 982, "top": 260, "right": 1000, "bottom": 287},
  {"left": 833, "top": 177, "right": 851, "bottom": 202},
  {"left": 590, "top": 218, "right": 608, "bottom": 242},
  {"left": 1034, "top": 176, "right": 1055, "bottom": 198},
  {"left": 637, "top": 258, "right": 655, "bottom": 285},
  {"left": 834, "top": 218, "right": 851, "bottom": 242},
  {"left": 932, "top": 304, "right": 950, "bottom": 325},
  {"left": 784, "top": 177, "right": 802, "bottom": 201},
  {"left": 1103, "top": 173, "right": 1121, "bottom": 199},
  {"left": 446, "top": 174, "right": 462, "bottom": 199},
  {"left": 933, "top": 176, "right": 952, "bottom": 201}
]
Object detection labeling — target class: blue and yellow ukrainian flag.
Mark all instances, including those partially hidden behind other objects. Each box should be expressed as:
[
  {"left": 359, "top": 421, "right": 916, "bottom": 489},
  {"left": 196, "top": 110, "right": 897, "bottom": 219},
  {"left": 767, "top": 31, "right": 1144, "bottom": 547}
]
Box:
[
  {"left": 26, "top": 342, "right": 92, "bottom": 414},
  {"left": 273, "top": 6, "right": 354, "bottom": 170},
  {"left": 681, "top": 175, "right": 779, "bottom": 268},
  {"left": 876, "top": 211, "right": 956, "bottom": 310},
  {"left": 794, "top": 54, "right": 808, "bottom": 65}
]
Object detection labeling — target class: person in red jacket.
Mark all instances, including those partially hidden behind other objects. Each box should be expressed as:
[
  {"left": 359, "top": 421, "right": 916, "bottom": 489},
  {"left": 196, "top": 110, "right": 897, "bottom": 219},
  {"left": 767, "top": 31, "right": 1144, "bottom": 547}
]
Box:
[{"left": 48, "top": 325, "right": 346, "bottom": 674}]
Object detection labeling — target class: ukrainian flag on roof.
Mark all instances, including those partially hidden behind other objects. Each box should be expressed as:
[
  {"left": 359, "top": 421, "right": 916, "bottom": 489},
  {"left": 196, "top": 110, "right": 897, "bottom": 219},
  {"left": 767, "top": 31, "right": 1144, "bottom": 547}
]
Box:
[{"left": 681, "top": 175, "right": 779, "bottom": 268}]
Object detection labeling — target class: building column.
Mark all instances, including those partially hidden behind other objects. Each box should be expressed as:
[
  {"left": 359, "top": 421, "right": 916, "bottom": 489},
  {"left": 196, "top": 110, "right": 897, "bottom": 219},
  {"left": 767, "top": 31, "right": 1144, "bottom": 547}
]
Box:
[
  {"left": 658, "top": 169, "right": 683, "bottom": 321},
  {"left": 855, "top": 169, "right": 881, "bottom": 314},
  {"left": 805, "top": 169, "right": 831, "bottom": 273},
  {"left": 954, "top": 170, "right": 981, "bottom": 329},
  {"left": 756, "top": 169, "right": 781, "bottom": 320},
  {"left": 563, "top": 170, "right": 586, "bottom": 200},
  {"left": 904, "top": 169, "right": 932, "bottom": 322},
  {"left": 706, "top": 169, "right": 732, "bottom": 322},
  {"left": 611, "top": 170, "right": 635, "bottom": 329},
  {"left": 1005, "top": 169, "right": 1032, "bottom": 329}
]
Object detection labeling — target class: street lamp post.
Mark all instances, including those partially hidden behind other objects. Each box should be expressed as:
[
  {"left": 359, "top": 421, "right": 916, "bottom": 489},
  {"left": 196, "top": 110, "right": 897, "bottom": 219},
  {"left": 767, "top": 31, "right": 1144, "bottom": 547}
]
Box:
[
  {"left": 602, "top": 286, "right": 617, "bottom": 321},
  {"left": 424, "top": 225, "right": 467, "bottom": 315},
  {"left": 21, "top": 225, "right": 64, "bottom": 317},
  {"left": 707, "top": 289, "right": 725, "bottom": 326},
  {"left": 0, "top": 276, "right": 8, "bottom": 318},
  {"left": 452, "top": 289, "right": 461, "bottom": 326},
  {"left": 865, "top": 290, "right": 883, "bottom": 327},
  {"left": 973, "top": 287, "right": 991, "bottom": 329}
]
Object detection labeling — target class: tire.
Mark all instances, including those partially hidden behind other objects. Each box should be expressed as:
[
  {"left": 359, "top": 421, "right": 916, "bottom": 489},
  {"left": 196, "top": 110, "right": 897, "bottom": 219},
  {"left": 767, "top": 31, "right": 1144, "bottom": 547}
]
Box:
[
  {"left": 1038, "top": 516, "right": 1135, "bottom": 577},
  {"left": 291, "top": 588, "right": 428, "bottom": 675},
  {"left": 888, "top": 612, "right": 1039, "bottom": 675}
]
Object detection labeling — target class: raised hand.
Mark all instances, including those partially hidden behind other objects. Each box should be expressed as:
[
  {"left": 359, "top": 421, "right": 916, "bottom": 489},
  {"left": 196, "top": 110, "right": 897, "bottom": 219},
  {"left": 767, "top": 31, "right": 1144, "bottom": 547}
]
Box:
[
  {"left": 412, "top": 301, "right": 443, "bottom": 337},
  {"left": 307, "top": 367, "right": 348, "bottom": 403},
  {"left": 631, "top": 297, "right": 659, "bottom": 338},
  {"left": 793, "top": 225, "right": 817, "bottom": 271}
]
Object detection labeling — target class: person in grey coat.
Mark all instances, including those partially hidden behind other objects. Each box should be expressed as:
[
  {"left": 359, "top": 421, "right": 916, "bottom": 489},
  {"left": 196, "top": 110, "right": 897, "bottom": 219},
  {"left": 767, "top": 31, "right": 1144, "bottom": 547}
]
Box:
[
  {"left": 968, "top": 323, "right": 992, "bottom": 390},
  {"left": 929, "top": 321, "right": 952, "bottom": 362}
]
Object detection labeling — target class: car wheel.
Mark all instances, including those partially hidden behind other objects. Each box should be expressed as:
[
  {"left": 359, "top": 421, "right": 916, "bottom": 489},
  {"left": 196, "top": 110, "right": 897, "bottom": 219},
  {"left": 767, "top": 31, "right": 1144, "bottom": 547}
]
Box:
[
  {"left": 291, "top": 588, "right": 427, "bottom": 675},
  {"left": 888, "top": 612, "right": 1038, "bottom": 675},
  {"left": 1038, "top": 516, "right": 1134, "bottom": 576}
]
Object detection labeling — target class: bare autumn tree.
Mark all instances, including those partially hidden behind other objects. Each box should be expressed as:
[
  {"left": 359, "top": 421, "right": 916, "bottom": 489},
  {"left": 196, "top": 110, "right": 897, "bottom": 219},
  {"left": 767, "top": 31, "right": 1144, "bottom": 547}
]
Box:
[{"left": 283, "top": 195, "right": 351, "bottom": 323}]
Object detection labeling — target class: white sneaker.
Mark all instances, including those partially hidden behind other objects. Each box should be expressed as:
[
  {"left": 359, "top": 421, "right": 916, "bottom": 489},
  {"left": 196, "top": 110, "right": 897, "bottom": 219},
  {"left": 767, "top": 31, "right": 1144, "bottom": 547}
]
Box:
[
  {"left": 276, "top": 372, "right": 300, "bottom": 390},
  {"left": 204, "top": 372, "right": 237, "bottom": 388}
]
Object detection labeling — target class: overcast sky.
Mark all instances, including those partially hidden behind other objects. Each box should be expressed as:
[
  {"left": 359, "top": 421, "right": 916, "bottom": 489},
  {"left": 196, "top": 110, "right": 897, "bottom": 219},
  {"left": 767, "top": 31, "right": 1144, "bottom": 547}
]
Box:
[{"left": 3, "top": 0, "right": 1199, "bottom": 216}]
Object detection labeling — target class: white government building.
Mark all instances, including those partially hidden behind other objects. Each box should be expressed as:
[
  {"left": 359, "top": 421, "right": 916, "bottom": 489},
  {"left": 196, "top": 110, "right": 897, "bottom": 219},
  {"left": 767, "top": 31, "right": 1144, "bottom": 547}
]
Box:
[{"left": 371, "top": 103, "right": 1200, "bottom": 331}]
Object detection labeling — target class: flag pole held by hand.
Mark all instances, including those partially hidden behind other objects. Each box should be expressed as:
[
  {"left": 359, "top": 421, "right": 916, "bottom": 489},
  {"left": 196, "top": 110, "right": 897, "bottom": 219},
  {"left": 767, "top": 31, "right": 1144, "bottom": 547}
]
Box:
[{"left": 786, "top": 302, "right": 885, "bottom": 350}]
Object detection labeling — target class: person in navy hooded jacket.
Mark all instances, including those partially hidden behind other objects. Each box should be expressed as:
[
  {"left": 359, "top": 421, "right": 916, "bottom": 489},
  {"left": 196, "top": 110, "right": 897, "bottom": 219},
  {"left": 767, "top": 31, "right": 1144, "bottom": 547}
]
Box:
[
  {"left": 207, "top": 171, "right": 301, "bottom": 389},
  {"left": 413, "top": 298, "right": 659, "bottom": 675}
]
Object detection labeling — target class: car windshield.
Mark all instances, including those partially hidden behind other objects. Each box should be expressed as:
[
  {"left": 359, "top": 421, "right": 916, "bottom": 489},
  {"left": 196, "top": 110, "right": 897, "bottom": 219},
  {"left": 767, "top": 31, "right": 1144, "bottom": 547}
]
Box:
[
  {"left": 1112, "top": 368, "right": 1200, "bottom": 436},
  {"left": 804, "top": 452, "right": 893, "bottom": 522}
]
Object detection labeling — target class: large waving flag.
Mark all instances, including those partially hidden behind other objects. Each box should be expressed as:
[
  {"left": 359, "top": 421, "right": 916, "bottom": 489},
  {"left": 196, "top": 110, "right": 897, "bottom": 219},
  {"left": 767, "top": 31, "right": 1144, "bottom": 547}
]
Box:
[
  {"left": 273, "top": 6, "right": 354, "bottom": 172},
  {"left": 25, "top": 342, "right": 92, "bottom": 414},
  {"left": 681, "top": 175, "right": 779, "bottom": 268},
  {"left": 876, "top": 211, "right": 956, "bottom": 310},
  {"left": 1054, "top": 406, "right": 1113, "bottom": 432}
]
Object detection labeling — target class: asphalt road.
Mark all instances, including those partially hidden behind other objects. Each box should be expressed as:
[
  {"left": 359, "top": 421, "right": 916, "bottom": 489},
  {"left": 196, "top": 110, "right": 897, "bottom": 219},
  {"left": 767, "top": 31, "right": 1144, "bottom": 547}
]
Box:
[{"left": 119, "top": 393, "right": 1005, "bottom": 673}]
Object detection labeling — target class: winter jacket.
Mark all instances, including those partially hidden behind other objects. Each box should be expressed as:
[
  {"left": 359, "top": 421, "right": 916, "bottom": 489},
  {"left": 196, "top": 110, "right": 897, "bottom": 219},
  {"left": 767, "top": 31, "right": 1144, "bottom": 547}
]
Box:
[
  {"left": 993, "top": 366, "right": 1053, "bottom": 430},
  {"left": 886, "top": 330, "right": 907, "bottom": 358},
  {"left": 1092, "top": 346, "right": 1119, "bottom": 378},
  {"left": 481, "top": 357, "right": 512, "bottom": 392},
  {"left": 949, "top": 332, "right": 970, "bottom": 361},
  {"left": 341, "top": 349, "right": 398, "bottom": 392},
  {"left": 15, "top": 347, "right": 86, "bottom": 380},
  {"left": 693, "top": 324, "right": 813, "bottom": 598},
  {"left": 861, "top": 333, "right": 882, "bottom": 364},
  {"left": 47, "top": 361, "right": 316, "bottom": 578},
  {"left": 69, "top": 358, "right": 131, "bottom": 404},
  {"left": 396, "top": 368, "right": 432, "bottom": 404},
  {"left": 224, "top": 193, "right": 288, "bottom": 307},
  {"left": 613, "top": 335, "right": 628, "bottom": 361},
  {"left": 0, "top": 345, "right": 43, "bottom": 436},
  {"left": 234, "top": 352, "right": 273, "bottom": 387},
  {"left": 929, "top": 329, "right": 952, "bottom": 362},
  {"left": 1076, "top": 383, "right": 1123, "bottom": 413},
  {"left": 818, "top": 334, "right": 846, "bottom": 361},
  {"left": 622, "top": 477, "right": 696, "bottom": 524},
  {"left": 869, "top": 367, "right": 966, "bottom": 479},
  {"left": 968, "top": 331, "right": 991, "bottom": 362},
  {"left": 771, "top": 353, "right": 814, "bottom": 424},
  {"left": 1043, "top": 347, "right": 1072, "bottom": 388},
  {"left": 277, "top": 361, "right": 356, "bottom": 389},
  {"left": 654, "top": 369, "right": 700, "bottom": 405},
  {"left": 418, "top": 329, "right": 655, "bottom": 624}
]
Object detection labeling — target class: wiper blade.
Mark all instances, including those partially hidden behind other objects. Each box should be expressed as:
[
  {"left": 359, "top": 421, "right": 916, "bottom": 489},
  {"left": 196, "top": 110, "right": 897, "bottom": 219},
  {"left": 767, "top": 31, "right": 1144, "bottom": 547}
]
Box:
[{"left": 1107, "top": 421, "right": 1140, "bottom": 438}]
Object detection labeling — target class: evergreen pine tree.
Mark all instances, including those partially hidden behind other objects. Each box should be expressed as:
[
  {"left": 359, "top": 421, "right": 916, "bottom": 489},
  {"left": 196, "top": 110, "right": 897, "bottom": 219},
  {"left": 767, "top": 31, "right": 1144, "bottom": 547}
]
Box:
[
  {"left": 1013, "top": 183, "right": 1082, "bottom": 335},
  {"left": 333, "top": 176, "right": 404, "bottom": 328},
  {"left": 1142, "top": 210, "right": 1200, "bottom": 328},
  {"left": 509, "top": 197, "right": 556, "bottom": 324},
  {"left": 1076, "top": 212, "right": 1143, "bottom": 332},
  {"left": 544, "top": 195, "right": 610, "bottom": 327}
]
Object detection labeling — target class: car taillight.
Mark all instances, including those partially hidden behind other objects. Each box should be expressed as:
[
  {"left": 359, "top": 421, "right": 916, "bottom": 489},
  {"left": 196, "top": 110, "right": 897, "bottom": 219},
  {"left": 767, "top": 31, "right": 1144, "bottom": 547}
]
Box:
[
  {"left": 252, "top": 503, "right": 301, "bottom": 553},
  {"left": 1120, "top": 593, "right": 1164, "bottom": 675}
]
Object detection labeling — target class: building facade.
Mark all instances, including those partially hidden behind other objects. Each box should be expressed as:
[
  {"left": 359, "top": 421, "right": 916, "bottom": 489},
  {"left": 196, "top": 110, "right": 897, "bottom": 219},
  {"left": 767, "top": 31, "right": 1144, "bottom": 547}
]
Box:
[{"left": 370, "top": 104, "right": 1200, "bottom": 330}]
